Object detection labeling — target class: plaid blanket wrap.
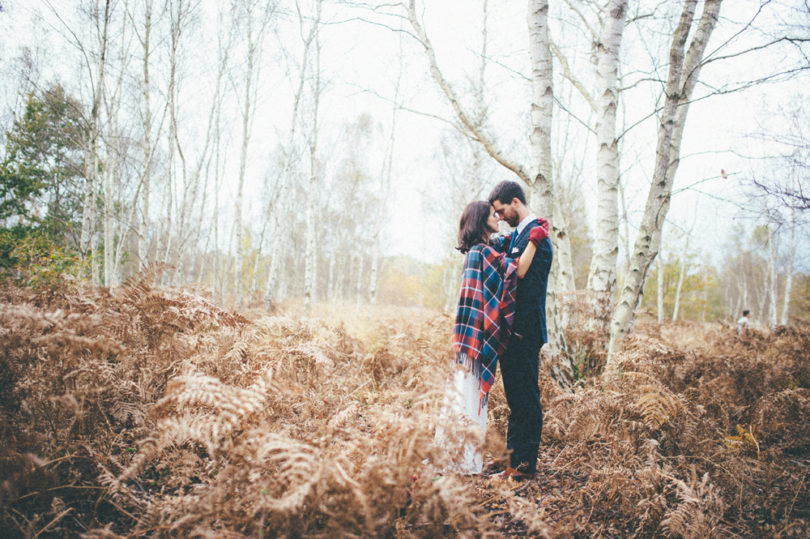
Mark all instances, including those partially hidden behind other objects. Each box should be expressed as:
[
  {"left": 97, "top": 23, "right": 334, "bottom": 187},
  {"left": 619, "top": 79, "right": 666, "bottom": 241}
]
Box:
[{"left": 452, "top": 244, "right": 518, "bottom": 412}]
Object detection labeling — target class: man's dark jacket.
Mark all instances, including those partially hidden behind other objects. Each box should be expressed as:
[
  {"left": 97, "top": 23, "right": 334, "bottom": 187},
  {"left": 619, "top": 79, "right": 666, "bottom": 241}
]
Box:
[{"left": 506, "top": 220, "right": 553, "bottom": 344}]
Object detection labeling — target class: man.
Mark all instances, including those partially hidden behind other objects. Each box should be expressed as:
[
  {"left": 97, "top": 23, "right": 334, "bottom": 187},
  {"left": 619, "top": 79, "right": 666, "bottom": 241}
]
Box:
[
  {"left": 487, "top": 180, "right": 552, "bottom": 480},
  {"left": 737, "top": 310, "right": 751, "bottom": 335}
]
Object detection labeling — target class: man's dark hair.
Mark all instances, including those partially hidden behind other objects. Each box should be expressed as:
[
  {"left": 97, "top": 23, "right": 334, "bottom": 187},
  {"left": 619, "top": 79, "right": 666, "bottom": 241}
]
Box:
[
  {"left": 457, "top": 201, "right": 491, "bottom": 254},
  {"left": 743, "top": 309, "right": 750, "bottom": 316},
  {"left": 488, "top": 180, "right": 526, "bottom": 205}
]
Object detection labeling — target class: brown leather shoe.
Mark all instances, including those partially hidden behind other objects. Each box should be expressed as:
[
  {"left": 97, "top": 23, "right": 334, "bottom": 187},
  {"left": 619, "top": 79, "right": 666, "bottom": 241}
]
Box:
[
  {"left": 483, "top": 457, "right": 508, "bottom": 473},
  {"left": 488, "top": 466, "right": 535, "bottom": 481}
]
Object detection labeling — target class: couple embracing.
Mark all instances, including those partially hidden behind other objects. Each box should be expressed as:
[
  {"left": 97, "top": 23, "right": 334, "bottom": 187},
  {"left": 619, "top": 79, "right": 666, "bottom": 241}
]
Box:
[{"left": 445, "top": 180, "right": 552, "bottom": 480}]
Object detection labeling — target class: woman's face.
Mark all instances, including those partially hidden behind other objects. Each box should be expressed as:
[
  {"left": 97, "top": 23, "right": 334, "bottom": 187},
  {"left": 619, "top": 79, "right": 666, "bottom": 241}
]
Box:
[{"left": 485, "top": 205, "right": 500, "bottom": 235}]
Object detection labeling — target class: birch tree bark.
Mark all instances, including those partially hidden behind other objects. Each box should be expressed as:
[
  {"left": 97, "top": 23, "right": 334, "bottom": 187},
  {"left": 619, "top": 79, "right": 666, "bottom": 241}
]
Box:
[
  {"left": 586, "top": 0, "right": 627, "bottom": 311},
  {"left": 656, "top": 253, "right": 664, "bottom": 323},
  {"left": 104, "top": 7, "right": 132, "bottom": 286},
  {"left": 370, "top": 48, "right": 401, "bottom": 306},
  {"left": 265, "top": 1, "right": 319, "bottom": 311},
  {"left": 233, "top": 0, "right": 273, "bottom": 307},
  {"left": 780, "top": 207, "right": 795, "bottom": 325},
  {"left": 608, "top": 0, "right": 723, "bottom": 359},
  {"left": 672, "top": 251, "right": 686, "bottom": 322},
  {"left": 672, "top": 222, "right": 695, "bottom": 323},
  {"left": 767, "top": 224, "right": 778, "bottom": 327},
  {"left": 79, "top": 0, "right": 112, "bottom": 286},
  {"left": 303, "top": 0, "right": 324, "bottom": 310},
  {"left": 130, "top": 0, "right": 166, "bottom": 268}
]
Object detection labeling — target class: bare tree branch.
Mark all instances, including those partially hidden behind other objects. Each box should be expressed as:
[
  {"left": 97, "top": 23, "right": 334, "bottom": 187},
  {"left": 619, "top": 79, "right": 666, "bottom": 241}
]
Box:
[
  {"left": 405, "top": 0, "right": 530, "bottom": 183},
  {"left": 549, "top": 40, "right": 598, "bottom": 112}
]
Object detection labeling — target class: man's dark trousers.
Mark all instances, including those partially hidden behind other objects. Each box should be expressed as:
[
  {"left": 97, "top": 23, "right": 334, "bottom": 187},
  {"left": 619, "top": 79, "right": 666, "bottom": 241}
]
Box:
[{"left": 500, "top": 325, "right": 543, "bottom": 473}]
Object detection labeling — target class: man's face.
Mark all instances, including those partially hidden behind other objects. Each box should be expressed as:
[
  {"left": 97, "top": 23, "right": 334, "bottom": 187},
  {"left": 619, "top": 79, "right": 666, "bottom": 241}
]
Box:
[{"left": 492, "top": 199, "right": 519, "bottom": 227}]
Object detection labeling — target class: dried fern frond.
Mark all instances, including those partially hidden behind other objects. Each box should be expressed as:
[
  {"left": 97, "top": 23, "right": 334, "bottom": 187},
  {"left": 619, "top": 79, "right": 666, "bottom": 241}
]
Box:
[
  {"left": 660, "top": 469, "right": 725, "bottom": 538},
  {"left": 636, "top": 384, "right": 683, "bottom": 430}
]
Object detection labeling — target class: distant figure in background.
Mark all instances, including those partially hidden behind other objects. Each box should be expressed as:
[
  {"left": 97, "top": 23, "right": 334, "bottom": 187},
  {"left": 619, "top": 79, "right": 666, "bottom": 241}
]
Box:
[
  {"left": 737, "top": 310, "right": 751, "bottom": 335},
  {"left": 438, "top": 200, "right": 546, "bottom": 475}
]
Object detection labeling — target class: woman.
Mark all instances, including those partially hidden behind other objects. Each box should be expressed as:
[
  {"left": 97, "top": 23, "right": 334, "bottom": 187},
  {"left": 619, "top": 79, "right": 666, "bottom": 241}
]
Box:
[{"left": 439, "top": 200, "right": 547, "bottom": 474}]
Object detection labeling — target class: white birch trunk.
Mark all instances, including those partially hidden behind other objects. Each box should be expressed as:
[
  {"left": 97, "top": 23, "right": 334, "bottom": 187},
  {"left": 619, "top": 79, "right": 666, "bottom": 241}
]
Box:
[
  {"left": 234, "top": 13, "right": 253, "bottom": 307},
  {"left": 657, "top": 254, "right": 664, "bottom": 323},
  {"left": 672, "top": 253, "right": 686, "bottom": 322},
  {"left": 587, "top": 0, "right": 627, "bottom": 308},
  {"left": 767, "top": 226, "right": 778, "bottom": 327},
  {"left": 161, "top": 0, "right": 186, "bottom": 283},
  {"left": 608, "top": 0, "right": 723, "bottom": 359},
  {"left": 527, "top": 0, "right": 572, "bottom": 375},
  {"left": 780, "top": 209, "right": 795, "bottom": 325},
  {"left": 527, "top": 0, "right": 553, "bottom": 218},
  {"left": 304, "top": 10, "right": 323, "bottom": 310},
  {"left": 104, "top": 9, "right": 131, "bottom": 287},
  {"left": 136, "top": 0, "right": 154, "bottom": 268},
  {"left": 265, "top": 4, "right": 318, "bottom": 311},
  {"left": 327, "top": 247, "right": 336, "bottom": 301},
  {"left": 80, "top": 0, "right": 112, "bottom": 286}
]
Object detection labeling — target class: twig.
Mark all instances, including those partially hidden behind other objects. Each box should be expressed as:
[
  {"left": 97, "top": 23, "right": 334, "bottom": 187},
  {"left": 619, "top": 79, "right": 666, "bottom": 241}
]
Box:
[
  {"left": 16, "top": 485, "right": 105, "bottom": 502},
  {"left": 33, "top": 507, "right": 73, "bottom": 539}
]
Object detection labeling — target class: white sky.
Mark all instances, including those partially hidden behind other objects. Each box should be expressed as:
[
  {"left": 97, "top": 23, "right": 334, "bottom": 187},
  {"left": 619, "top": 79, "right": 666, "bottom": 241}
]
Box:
[{"left": 1, "top": 0, "right": 807, "bottom": 271}]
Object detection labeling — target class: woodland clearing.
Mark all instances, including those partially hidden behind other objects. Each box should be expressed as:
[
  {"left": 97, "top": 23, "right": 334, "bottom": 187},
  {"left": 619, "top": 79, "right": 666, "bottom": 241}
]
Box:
[{"left": 1, "top": 268, "right": 809, "bottom": 538}]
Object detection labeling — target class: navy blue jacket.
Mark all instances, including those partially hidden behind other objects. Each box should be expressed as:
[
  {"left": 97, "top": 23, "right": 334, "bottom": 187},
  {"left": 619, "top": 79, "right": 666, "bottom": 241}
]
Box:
[{"left": 505, "top": 221, "right": 553, "bottom": 345}]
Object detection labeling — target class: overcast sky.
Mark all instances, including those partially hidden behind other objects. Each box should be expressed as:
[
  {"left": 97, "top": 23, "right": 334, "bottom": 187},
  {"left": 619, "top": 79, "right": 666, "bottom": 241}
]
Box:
[{"left": 1, "top": 0, "right": 807, "bottom": 270}]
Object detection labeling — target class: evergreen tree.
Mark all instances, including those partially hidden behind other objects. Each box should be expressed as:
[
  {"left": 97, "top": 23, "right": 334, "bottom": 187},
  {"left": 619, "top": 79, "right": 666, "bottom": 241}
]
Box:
[{"left": 0, "top": 84, "right": 87, "bottom": 267}]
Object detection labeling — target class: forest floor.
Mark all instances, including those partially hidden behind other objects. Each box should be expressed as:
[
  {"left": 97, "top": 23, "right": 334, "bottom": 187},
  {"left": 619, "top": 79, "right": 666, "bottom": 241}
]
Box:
[{"left": 2, "top": 270, "right": 809, "bottom": 537}]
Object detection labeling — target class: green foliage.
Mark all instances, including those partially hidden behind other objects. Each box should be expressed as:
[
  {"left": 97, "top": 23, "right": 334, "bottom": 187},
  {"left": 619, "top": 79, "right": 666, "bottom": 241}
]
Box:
[
  {"left": 790, "top": 273, "right": 810, "bottom": 324},
  {"left": 642, "top": 256, "right": 725, "bottom": 322},
  {"left": 0, "top": 84, "right": 86, "bottom": 282},
  {"left": 1, "top": 227, "right": 86, "bottom": 287},
  {"left": 0, "top": 84, "right": 86, "bottom": 227}
]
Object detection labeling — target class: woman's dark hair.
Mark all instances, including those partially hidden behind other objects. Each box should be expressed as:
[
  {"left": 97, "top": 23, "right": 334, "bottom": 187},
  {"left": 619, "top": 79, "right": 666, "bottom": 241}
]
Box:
[{"left": 457, "top": 200, "right": 492, "bottom": 254}]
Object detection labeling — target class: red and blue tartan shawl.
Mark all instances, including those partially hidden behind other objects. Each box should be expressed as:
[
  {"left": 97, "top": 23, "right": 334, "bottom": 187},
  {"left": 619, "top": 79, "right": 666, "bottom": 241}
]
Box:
[{"left": 452, "top": 243, "right": 518, "bottom": 412}]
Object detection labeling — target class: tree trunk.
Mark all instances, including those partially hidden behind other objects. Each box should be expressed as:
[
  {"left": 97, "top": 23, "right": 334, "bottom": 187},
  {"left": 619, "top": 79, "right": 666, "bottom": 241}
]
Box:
[
  {"left": 265, "top": 3, "right": 318, "bottom": 311},
  {"left": 672, "top": 253, "right": 686, "bottom": 322},
  {"left": 234, "top": 10, "right": 254, "bottom": 307},
  {"left": 657, "top": 254, "right": 665, "bottom": 323},
  {"left": 608, "top": 0, "right": 722, "bottom": 359},
  {"left": 136, "top": 0, "right": 154, "bottom": 268},
  {"left": 304, "top": 5, "right": 323, "bottom": 310},
  {"left": 587, "top": 0, "right": 627, "bottom": 312},
  {"left": 767, "top": 225, "right": 778, "bottom": 327},
  {"left": 80, "top": 0, "right": 112, "bottom": 286},
  {"left": 780, "top": 208, "right": 795, "bottom": 325}
]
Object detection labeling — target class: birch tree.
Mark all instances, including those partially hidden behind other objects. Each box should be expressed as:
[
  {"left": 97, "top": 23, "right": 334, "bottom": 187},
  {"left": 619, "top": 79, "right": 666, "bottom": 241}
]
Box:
[
  {"left": 780, "top": 207, "right": 796, "bottom": 325},
  {"left": 303, "top": 9, "right": 322, "bottom": 309},
  {"left": 656, "top": 253, "right": 664, "bottom": 323},
  {"left": 264, "top": 0, "right": 319, "bottom": 310},
  {"left": 68, "top": 0, "right": 112, "bottom": 285},
  {"left": 128, "top": 0, "right": 167, "bottom": 268},
  {"left": 585, "top": 0, "right": 627, "bottom": 311},
  {"left": 608, "top": 0, "right": 723, "bottom": 358},
  {"left": 232, "top": 0, "right": 274, "bottom": 307}
]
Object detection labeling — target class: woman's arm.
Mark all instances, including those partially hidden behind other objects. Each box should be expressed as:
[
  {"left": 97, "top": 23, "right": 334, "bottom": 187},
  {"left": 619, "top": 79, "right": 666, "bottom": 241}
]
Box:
[
  {"left": 516, "top": 221, "right": 549, "bottom": 279},
  {"left": 516, "top": 242, "right": 537, "bottom": 279}
]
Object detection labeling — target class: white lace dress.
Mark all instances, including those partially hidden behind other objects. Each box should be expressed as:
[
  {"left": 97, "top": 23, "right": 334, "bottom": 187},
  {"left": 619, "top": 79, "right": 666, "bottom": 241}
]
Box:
[{"left": 434, "top": 362, "right": 488, "bottom": 474}]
